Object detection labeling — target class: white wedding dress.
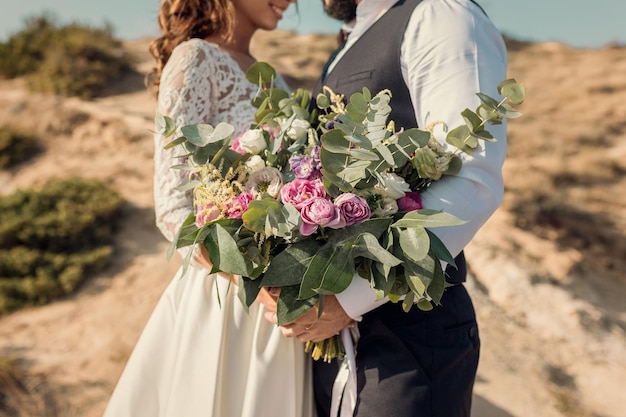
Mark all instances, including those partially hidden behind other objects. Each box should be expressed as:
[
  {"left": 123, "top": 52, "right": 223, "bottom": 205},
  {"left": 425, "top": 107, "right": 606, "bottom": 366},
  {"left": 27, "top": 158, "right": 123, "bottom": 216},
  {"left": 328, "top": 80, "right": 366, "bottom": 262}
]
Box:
[{"left": 103, "top": 39, "right": 314, "bottom": 417}]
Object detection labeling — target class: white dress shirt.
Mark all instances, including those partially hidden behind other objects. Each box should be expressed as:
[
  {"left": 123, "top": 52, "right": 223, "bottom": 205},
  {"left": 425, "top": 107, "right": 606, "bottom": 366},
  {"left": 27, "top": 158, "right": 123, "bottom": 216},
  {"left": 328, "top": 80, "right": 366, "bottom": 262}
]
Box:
[{"left": 328, "top": 0, "right": 509, "bottom": 320}]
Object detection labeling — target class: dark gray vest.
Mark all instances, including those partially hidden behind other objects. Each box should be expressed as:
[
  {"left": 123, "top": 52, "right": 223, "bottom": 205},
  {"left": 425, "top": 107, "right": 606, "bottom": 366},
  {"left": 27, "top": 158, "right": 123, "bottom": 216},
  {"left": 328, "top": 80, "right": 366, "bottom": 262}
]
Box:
[{"left": 312, "top": 0, "right": 423, "bottom": 130}]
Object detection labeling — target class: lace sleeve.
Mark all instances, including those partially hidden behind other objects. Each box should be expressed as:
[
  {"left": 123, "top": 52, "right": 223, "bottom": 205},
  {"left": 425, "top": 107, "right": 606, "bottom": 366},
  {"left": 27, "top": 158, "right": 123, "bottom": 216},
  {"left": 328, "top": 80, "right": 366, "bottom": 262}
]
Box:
[{"left": 153, "top": 39, "right": 253, "bottom": 247}]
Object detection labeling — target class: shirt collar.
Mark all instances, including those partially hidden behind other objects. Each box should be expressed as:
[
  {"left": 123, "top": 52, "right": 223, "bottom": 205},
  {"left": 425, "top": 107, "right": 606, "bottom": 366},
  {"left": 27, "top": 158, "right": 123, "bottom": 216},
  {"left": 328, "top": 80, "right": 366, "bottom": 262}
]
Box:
[{"left": 342, "top": 0, "right": 399, "bottom": 40}]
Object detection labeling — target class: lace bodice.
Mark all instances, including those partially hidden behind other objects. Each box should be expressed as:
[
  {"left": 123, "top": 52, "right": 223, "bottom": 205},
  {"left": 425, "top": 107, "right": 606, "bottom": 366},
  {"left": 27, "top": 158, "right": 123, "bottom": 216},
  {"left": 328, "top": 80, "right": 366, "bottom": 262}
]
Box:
[{"left": 153, "top": 39, "right": 279, "bottom": 247}]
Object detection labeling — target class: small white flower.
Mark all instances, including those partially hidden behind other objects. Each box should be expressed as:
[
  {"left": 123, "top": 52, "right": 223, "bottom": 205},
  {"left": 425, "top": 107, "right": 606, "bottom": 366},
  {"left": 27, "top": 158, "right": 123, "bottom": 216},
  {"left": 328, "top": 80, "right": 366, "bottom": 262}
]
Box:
[
  {"left": 239, "top": 129, "right": 267, "bottom": 154},
  {"left": 245, "top": 155, "right": 265, "bottom": 173},
  {"left": 378, "top": 172, "right": 411, "bottom": 200},
  {"left": 284, "top": 118, "right": 311, "bottom": 140}
]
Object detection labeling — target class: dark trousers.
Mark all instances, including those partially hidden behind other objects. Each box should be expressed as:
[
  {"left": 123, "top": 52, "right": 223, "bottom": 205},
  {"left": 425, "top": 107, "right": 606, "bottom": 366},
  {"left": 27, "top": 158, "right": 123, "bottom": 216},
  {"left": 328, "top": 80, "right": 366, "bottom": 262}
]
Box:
[{"left": 313, "top": 285, "right": 480, "bottom": 417}]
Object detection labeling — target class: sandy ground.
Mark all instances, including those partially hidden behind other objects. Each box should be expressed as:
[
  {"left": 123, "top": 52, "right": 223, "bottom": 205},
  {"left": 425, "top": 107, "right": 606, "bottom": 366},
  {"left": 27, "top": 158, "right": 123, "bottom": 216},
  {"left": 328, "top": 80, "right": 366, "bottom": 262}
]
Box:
[{"left": 0, "top": 31, "right": 625, "bottom": 417}]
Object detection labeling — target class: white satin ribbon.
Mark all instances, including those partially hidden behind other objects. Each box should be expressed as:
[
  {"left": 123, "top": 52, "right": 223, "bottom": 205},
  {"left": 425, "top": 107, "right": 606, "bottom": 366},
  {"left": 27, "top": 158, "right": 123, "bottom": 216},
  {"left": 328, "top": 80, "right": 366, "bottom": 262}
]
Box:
[{"left": 330, "top": 326, "right": 360, "bottom": 417}]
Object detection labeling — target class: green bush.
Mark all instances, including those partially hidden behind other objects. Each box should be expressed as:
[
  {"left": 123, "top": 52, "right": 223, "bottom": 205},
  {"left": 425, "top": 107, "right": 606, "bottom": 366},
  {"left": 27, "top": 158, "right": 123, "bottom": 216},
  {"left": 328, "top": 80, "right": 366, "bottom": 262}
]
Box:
[
  {"left": 0, "top": 14, "right": 135, "bottom": 98},
  {"left": 0, "top": 15, "right": 55, "bottom": 78},
  {"left": 0, "top": 126, "right": 41, "bottom": 170},
  {"left": 0, "top": 178, "right": 124, "bottom": 314}
]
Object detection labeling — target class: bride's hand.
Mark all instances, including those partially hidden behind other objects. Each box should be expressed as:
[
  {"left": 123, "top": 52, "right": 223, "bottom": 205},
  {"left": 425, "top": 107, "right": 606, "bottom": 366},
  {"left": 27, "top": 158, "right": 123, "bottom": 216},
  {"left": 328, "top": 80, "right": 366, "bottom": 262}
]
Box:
[{"left": 259, "top": 287, "right": 280, "bottom": 317}]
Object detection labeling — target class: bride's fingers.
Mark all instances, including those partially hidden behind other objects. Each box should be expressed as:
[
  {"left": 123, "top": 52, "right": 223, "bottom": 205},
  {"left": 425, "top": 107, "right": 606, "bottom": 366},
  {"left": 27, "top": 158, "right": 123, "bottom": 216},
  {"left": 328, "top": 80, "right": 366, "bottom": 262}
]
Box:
[{"left": 264, "top": 311, "right": 278, "bottom": 324}]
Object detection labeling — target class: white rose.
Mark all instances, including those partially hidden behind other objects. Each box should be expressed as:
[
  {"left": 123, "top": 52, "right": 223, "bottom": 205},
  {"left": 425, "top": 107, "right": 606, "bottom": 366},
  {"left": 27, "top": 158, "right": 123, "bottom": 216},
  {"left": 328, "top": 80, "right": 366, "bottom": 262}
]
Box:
[
  {"left": 239, "top": 129, "right": 267, "bottom": 154},
  {"left": 245, "top": 155, "right": 265, "bottom": 173},
  {"left": 372, "top": 197, "right": 398, "bottom": 217},
  {"left": 284, "top": 119, "right": 310, "bottom": 140},
  {"left": 378, "top": 172, "right": 411, "bottom": 199}
]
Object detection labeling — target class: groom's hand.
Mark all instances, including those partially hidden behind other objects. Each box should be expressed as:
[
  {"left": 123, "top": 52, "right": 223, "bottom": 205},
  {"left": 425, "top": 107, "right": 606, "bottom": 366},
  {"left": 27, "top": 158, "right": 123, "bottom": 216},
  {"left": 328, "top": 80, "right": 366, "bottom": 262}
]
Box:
[{"left": 270, "top": 295, "right": 354, "bottom": 342}]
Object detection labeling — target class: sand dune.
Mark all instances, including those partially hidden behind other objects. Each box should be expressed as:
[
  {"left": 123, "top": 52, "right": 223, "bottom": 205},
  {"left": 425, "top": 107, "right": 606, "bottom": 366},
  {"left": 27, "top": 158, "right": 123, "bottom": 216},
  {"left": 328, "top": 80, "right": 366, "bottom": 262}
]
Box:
[{"left": 0, "top": 31, "right": 624, "bottom": 417}]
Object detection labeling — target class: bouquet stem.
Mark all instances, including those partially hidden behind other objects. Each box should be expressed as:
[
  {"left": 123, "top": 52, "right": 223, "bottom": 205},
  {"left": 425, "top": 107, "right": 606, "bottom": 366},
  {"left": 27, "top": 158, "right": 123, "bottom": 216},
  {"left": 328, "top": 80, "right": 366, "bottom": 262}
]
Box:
[{"left": 305, "top": 335, "right": 345, "bottom": 363}]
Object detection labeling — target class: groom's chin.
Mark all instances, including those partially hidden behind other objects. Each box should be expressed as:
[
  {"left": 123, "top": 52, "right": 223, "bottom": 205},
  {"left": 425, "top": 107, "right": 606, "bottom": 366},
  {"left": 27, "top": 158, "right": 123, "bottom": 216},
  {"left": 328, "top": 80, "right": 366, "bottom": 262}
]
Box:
[{"left": 321, "top": 0, "right": 358, "bottom": 22}]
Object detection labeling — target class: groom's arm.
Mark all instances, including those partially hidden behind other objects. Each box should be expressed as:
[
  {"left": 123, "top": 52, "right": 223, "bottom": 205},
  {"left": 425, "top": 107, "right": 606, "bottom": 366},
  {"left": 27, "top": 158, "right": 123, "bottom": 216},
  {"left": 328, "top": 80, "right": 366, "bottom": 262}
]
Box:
[
  {"left": 334, "top": 1, "right": 508, "bottom": 323},
  {"left": 278, "top": 2, "right": 508, "bottom": 340}
]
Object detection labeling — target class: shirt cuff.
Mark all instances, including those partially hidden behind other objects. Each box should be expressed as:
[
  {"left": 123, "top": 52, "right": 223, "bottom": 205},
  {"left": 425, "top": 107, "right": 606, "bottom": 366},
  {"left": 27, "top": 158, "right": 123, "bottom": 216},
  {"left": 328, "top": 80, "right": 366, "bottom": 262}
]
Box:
[{"left": 335, "top": 274, "right": 389, "bottom": 321}]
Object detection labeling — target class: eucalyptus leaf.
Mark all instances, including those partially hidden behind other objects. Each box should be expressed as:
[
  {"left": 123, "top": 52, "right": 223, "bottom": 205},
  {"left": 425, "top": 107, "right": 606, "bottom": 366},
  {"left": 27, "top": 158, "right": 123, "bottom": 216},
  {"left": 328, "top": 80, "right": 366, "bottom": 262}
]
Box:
[
  {"left": 242, "top": 198, "right": 284, "bottom": 234},
  {"left": 276, "top": 285, "right": 318, "bottom": 325},
  {"left": 348, "top": 148, "right": 380, "bottom": 161},
  {"left": 246, "top": 61, "right": 276, "bottom": 85},
  {"left": 327, "top": 217, "right": 394, "bottom": 244},
  {"left": 298, "top": 245, "right": 334, "bottom": 299},
  {"left": 321, "top": 129, "right": 352, "bottom": 154},
  {"left": 314, "top": 247, "right": 356, "bottom": 296},
  {"left": 446, "top": 125, "right": 475, "bottom": 155},
  {"left": 167, "top": 213, "right": 196, "bottom": 260},
  {"left": 425, "top": 229, "right": 456, "bottom": 267},
  {"left": 416, "top": 298, "right": 434, "bottom": 311},
  {"left": 155, "top": 111, "right": 177, "bottom": 137},
  {"left": 402, "top": 292, "right": 415, "bottom": 312},
  {"left": 346, "top": 92, "right": 369, "bottom": 121},
  {"left": 204, "top": 223, "right": 250, "bottom": 276},
  {"left": 397, "top": 226, "right": 430, "bottom": 263},
  {"left": 262, "top": 239, "right": 322, "bottom": 287},
  {"left": 238, "top": 275, "right": 262, "bottom": 309},
  {"left": 427, "top": 256, "right": 445, "bottom": 305},
  {"left": 461, "top": 108, "right": 484, "bottom": 132},
  {"left": 372, "top": 260, "right": 394, "bottom": 298},
  {"left": 392, "top": 209, "right": 466, "bottom": 229},
  {"left": 315, "top": 92, "right": 330, "bottom": 109},
  {"left": 371, "top": 143, "right": 393, "bottom": 168},
  {"left": 353, "top": 234, "right": 402, "bottom": 266},
  {"left": 477, "top": 104, "right": 503, "bottom": 125},
  {"left": 164, "top": 136, "right": 187, "bottom": 150},
  {"left": 181, "top": 124, "right": 215, "bottom": 147},
  {"left": 443, "top": 155, "right": 463, "bottom": 176},
  {"left": 174, "top": 179, "right": 201, "bottom": 192},
  {"left": 498, "top": 79, "right": 525, "bottom": 105}
]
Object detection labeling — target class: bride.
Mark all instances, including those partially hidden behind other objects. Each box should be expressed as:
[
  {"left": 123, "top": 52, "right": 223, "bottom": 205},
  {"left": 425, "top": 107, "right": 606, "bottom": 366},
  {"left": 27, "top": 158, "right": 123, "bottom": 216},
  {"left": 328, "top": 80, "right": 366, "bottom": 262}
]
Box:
[{"left": 102, "top": 0, "right": 314, "bottom": 416}]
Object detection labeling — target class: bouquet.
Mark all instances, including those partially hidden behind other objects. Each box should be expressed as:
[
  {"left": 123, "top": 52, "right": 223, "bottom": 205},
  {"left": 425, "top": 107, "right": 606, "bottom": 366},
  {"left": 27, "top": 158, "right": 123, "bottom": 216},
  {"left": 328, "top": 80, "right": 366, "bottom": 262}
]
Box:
[{"left": 156, "top": 63, "right": 524, "bottom": 361}]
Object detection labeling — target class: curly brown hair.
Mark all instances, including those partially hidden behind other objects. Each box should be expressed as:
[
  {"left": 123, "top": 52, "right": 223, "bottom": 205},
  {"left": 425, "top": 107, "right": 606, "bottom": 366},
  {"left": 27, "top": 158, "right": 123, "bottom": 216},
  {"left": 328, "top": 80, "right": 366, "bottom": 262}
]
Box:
[{"left": 147, "top": 0, "right": 235, "bottom": 95}]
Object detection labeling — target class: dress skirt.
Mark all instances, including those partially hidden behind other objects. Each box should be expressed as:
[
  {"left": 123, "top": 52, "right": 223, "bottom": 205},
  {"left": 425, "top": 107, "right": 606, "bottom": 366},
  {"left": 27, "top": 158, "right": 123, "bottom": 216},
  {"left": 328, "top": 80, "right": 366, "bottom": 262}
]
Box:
[{"left": 103, "top": 265, "right": 315, "bottom": 417}]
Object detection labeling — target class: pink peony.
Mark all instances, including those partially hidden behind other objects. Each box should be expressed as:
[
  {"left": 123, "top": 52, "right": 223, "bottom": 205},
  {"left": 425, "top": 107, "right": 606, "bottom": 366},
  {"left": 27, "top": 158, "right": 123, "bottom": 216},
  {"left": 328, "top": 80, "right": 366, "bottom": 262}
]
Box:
[
  {"left": 333, "top": 193, "right": 371, "bottom": 226},
  {"left": 280, "top": 179, "right": 327, "bottom": 209},
  {"left": 227, "top": 192, "right": 253, "bottom": 219},
  {"left": 299, "top": 197, "right": 346, "bottom": 236},
  {"left": 195, "top": 202, "right": 221, "bottom": 228},
  {"left": 397, "top": 191, "right": 423, "bottom": 212}
]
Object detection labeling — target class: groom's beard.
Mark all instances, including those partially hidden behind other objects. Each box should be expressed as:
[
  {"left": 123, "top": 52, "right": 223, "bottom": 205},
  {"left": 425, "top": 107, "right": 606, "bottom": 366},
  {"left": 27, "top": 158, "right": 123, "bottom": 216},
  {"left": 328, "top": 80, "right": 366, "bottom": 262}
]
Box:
[{"left": 321, "top": 0, "right": 357, "bottom": 22}]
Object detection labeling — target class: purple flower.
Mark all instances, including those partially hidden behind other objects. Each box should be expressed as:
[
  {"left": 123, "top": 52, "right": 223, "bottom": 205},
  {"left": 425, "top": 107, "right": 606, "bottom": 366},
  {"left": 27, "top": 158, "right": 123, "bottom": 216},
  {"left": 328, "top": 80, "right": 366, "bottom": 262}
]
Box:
[
  {"left": 280, "top": 179, "right": 327, "bottom": 209},
  {"left": 397, "top": 191, "right": 423, "bottom": 212},
  {"left": 333, "top": 193, "right": 371, "bottom": 226},
  {"left": 299, "top": 197, "right": 346, "bottom": 236},
  {"left": 290, "top": 146, "right": 323, "bottom": 180},
  {"left": 289, "top": 155, "right": 315, "bottom": 180}
]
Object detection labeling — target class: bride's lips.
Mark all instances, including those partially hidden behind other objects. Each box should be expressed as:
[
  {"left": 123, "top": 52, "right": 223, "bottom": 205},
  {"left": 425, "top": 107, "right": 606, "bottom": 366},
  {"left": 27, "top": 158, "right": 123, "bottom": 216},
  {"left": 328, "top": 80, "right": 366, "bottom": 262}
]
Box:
[{"left": 270, "top": 3, "right": 287, "bottom": 19}]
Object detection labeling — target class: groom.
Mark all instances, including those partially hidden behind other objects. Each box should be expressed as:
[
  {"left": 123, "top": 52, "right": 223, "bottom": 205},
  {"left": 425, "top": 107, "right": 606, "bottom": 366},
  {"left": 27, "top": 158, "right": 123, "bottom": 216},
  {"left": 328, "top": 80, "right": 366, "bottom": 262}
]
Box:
[{"left": 274, "top": 0, "right": 508, "bottom": 416}]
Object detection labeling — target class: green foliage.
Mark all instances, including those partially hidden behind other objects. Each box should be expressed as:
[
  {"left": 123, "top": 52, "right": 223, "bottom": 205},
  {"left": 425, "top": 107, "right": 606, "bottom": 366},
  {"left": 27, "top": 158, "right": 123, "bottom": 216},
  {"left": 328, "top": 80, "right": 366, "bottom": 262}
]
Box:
[
  {"left": 0, "top": 14, "right": 134, "bottom": 98},
  {"left": 0, "top": 178, "right": 124, "bottom": 314},
  {"left": 0, "top": 126, "right": 40, "bottom": 170}
]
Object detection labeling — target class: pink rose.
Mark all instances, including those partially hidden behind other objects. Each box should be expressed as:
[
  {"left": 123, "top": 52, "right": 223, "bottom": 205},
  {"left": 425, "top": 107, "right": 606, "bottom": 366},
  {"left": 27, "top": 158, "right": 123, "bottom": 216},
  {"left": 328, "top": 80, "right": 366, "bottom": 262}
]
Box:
[
  {"left": 195, "top": 202, "right": 221, "bottom": 228},
  {"left": 397, "top": 191, "right": 423, "bottom": 212},
  {"left": 299, "top": 197, "right": 346, "bottom": 236},
  {"left": 227, "top": 192, "right": 253, "bottom": 219},
  {"left": 280, "top": 179, "right": 327, "bottom": 209},
  {"left": 333, "top": 193, "right": 371, "bottom": 226}
]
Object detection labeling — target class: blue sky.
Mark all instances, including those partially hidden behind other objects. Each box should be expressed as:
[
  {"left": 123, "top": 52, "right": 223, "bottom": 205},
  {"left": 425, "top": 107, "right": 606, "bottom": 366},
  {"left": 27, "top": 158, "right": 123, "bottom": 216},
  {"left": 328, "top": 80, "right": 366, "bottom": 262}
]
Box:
[{"left": 0, "top": 1, "right": 622, "bottom": 49}]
